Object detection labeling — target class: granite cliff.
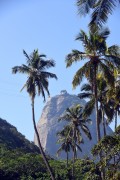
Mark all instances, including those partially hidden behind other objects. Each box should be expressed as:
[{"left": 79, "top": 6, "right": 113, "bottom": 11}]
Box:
[{"left": 34, "top": 91, "right": 112, "bottom": 159}]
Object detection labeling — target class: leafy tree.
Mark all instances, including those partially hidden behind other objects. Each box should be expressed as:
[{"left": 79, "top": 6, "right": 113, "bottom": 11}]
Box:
[
  {"left": 77, "top": 0, "right": 120, "bottom": 30},
  {"left": 65, "top": 28, "right": 120, "bottom": 142},
  {"left": 92, "top": 125, "right": 120, "bottom": 180},
  {"left": 12, "top": 49, "right": 57, "bottom": 180}
]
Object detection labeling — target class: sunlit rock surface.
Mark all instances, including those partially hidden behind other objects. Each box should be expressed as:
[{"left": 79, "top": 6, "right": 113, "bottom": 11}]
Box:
[{"left": 34, "top": 91, "right": 112, "bottom": 159}]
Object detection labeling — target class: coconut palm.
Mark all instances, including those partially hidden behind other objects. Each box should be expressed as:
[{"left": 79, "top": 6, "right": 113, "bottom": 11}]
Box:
[
  {"left": 106, "top": 76, "right": 120, "bottom": 130},
  {"left": 57, "top": 125, "right": 83, "bottom": 168},
  {"left": 78, "top": 77, "right": 114, "bottom": 137},
  {"left": 77, "top": 0, "right": 120, "bottom": 30},
  {"left": 12, "top": 49, "right": 57, "bottom": 180},
  {"left": 58, "top": 104, "right": 91, "bottom": 179},
  {"left": 65, "top": 28, "right": 120, "bottom": 142},
  {"left": 57, "top": 133, "right": 72, "bottom": 168},
  {"left": 58, "top": 105, "right": 92, "bottom": 158}
]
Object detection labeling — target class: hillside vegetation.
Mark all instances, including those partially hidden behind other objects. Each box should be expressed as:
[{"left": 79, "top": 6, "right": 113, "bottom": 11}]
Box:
[{"left": 0, "top": 118, "right": 120, "bottom": 180}]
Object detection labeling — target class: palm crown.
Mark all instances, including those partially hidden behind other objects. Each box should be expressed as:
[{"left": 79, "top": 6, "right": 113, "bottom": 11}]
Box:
[
  {"left": 12, "top": 49, "right": 57, "bottom": 100},
  {"left": 59, "top": 105, "right": 92, "bottom": 143},
  {"left": 66, "top": 28, "right": 120, "bottom": 89}
]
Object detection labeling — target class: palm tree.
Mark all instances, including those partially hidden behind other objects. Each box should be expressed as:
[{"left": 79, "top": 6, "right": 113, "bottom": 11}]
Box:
[
  {"left": 57, "top": 126, "right": 74, "bottom": 168},
  {"left": 77, "top": 0, "right": 120, "bottom": 30},
  {"left": 92, "top": 125, "right": 120, "bottom": 180},
  {"left": 58, "top": 104, "right": 92, "bottom": 179},
  {"left": 12, "top": 49, "right": 57, "bottom": 180},
  {"left": 106, "top": 74, "right": 120, "bottom": 130},
  {"left": 78, "top": 77, "right": 114, "bottom": 137},
  {"left": 57, "top": 125, "right": 83, "bottom": 168},
  {"left": 65, "top": 28, "right": 120, "bottom": 142}
]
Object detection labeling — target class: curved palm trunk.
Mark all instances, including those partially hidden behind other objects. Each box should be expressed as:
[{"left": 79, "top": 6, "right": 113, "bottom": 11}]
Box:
[
  {"left": 94, "top": 64, "right": 101, "bottom": 142},
  {"left": 31, "top": 98, "right": 55, "bottom": 180}
]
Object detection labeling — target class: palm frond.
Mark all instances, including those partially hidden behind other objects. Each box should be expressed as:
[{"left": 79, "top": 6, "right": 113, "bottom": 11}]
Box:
[
  {"left": 85, "top": 118, "right": 92, "bottom": 125},
  {"left": 105, "top": 55, "right": 120, "bottom": 69},
  {"left": 76, "top": 30, "right": 89, "bottom": 48},
  {"left": 104, "top": 105, "right": 114, "bottom": 124},
  {"left": 75, "top": 143, "right": 82, "bottom": 152},
  {"left": 98, "top": 27, "right": 110, "bottom": 39},
  {"left": 23, "top": 50, "right": 31, "bottom": 64},
  {"left": 39, "top": 60, "right": 56, "bottom": 70},
  {"left": 78, "top": 92, "right": 92, "bottom": 99},
  {"left": 38, "top": 83, "right": 46, "bottom": 102},
  {"left": 26, "top": 77, "right": 36, "bottom": 98},
  {"left": 12, "top": 65, "right": 30, "bottom": 74},
  {"left": 65, "top": 50, "right": 86, "bottom": 68},
  {"left": 81, "top": 124, "right": 92, "bottom": 140},
  {"left": 81, "top": 83, "right": 92, "bottom": 91},
  {"left": 40, "top": 71, "right": 57, "bottom": 80},
  {"left": 83, "top": 98, "right": 95, "bottom": 118},
  {"left": 77, "top": 0, "right": 96, "bottom": 16},
  {"left": 72, "top": 61, "right": 91, "bottom": 88},
  {"left": 39, "top": 54, "right": 47, "bottom": 58},
  {"left": 20, "top": 83, "right": 27, "bottom": 92},
  {"left": 99, "top": 61, "right": 115, "bottom": 86},
  {"left": 89, "top": 0, "right": 116, "bottom": 29},
  {"left": 56, "top": 146, "right": 63, "bottom": 157},
  {"left": 108, "top": 45, "right": 120, "bottom": 57},
  {"left": 58, "top": 114, "right": 72, "bottom": 122}
]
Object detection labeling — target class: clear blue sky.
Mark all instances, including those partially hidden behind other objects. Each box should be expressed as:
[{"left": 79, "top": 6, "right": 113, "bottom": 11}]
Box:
[{"left": 0, "top": 0, "right": 120, "bottom": 141}]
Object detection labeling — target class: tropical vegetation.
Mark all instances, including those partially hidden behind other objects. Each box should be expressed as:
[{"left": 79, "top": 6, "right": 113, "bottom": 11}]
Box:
[
  {"left": 0, "top": 0, "right": 120, "bottom": 179},
  {"left": 65, "top": 27, "right": 120, "bottom": 143}
]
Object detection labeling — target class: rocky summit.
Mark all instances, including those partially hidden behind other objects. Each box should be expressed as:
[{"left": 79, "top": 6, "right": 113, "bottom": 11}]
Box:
[{"left": 34, "top": 90, "right": 112, "bottom": 159}]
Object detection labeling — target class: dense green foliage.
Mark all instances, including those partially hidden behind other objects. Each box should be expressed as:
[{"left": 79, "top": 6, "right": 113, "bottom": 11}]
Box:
[
  {"left": 0, "top": 146, "right": 101, "bottom": 180},
  {"left": 92, "top": 125, "right": 120, "bottom": 180},
  {"left": 0, "top": 118, "right": 100, "bottom": 180},
  {"left": 1, "top": 118, "right": 119, "bottom": 180},
  {"left": 0, "top": 118, "right": 39, "bottom": 153}
]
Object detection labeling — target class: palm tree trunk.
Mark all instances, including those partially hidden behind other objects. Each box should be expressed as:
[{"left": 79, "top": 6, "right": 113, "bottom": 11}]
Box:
[
  {"left": 72, "top": 147, "right": 75, "bottom": 180},
  {"left": 66, "top": 151, "right": 68, "bottom": 168},
  {"left": 72, "top": 127, "right": 75, "bottom": 180},
  {"left": 115, "top": 110, "right": 117, "bottom": 130},
  {"left": 31, "top": 98, "right": 55, "bottom": 180},
  {"left": 101, "top": 104, "right": 106, "bottom": 137},
  {"left": 94, "top": 64, "right": 101, "bottom": 142}
]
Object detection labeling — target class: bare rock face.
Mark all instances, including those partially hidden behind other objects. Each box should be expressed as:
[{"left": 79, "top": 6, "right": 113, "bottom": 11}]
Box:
[{"left": 34, "top": 91, "right": 112, "bottom": 159}]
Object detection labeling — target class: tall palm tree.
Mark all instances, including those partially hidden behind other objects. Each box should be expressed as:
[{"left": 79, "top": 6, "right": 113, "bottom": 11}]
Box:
[
  {"left": 65, "top": 28, "right": 120, "bottom": 142},
  {"left": 58, "top": 104, "right": 92, "bottom": 179},
  {"left": 57, "top": 126, "right": 74, "bottom": 168},
  {"left": 106, "top": 75, "right": 120, "bottom": 130},
  {"left": 78, "top": 77, "right": 114, "bottom": 137},
  {"left": 57, "top": 125, "right": 83, "bottom": 168},
  {"left": 59, "top": 105, "right": 92, "bottom": 179},
  {"left": 12, "top": 49, "right": 57, "bottom": 180},
  {"left": 77, "top": 0, "right": 120, "bottom": 30}
]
